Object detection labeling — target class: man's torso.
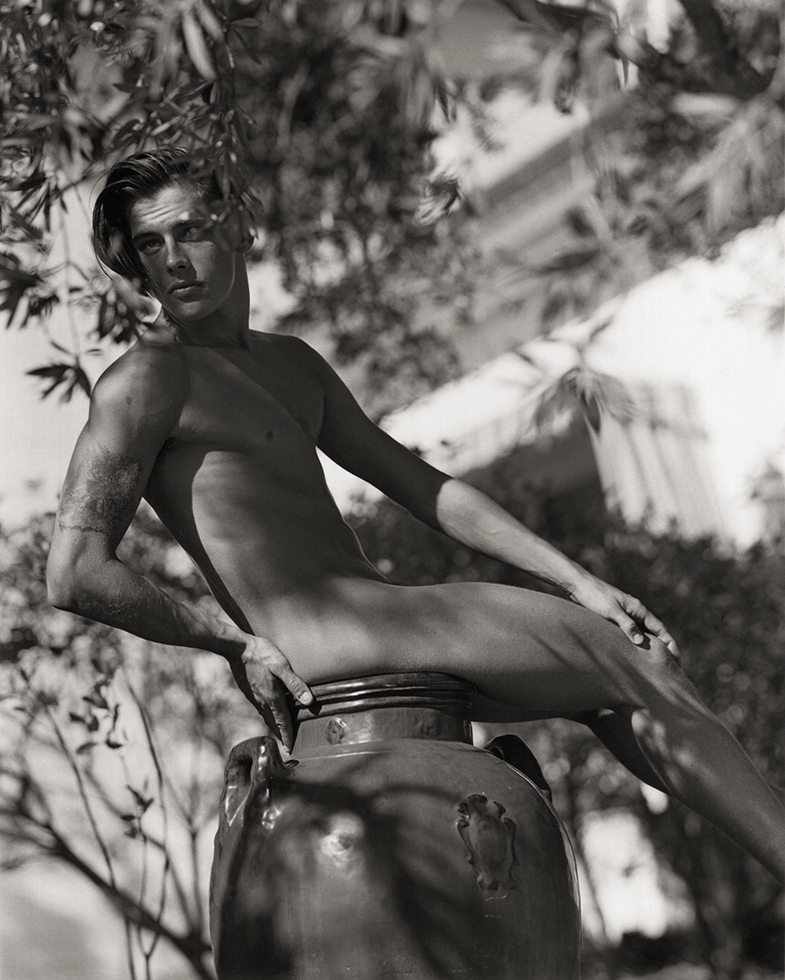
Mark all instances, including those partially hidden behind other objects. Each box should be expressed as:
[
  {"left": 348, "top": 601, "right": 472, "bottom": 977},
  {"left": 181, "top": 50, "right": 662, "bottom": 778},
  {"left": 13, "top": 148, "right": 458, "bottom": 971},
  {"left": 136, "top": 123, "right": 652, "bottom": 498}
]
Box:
[{"left": 135, "top": 329, "right": 384, "bottom": 634}]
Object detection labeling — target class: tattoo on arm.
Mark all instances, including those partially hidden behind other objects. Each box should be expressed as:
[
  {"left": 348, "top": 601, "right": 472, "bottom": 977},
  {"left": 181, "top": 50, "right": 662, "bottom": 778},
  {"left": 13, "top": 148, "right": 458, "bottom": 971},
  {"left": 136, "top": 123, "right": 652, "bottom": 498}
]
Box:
[{"left": 58, "top": 445, "right": 143, "bottom": 535}]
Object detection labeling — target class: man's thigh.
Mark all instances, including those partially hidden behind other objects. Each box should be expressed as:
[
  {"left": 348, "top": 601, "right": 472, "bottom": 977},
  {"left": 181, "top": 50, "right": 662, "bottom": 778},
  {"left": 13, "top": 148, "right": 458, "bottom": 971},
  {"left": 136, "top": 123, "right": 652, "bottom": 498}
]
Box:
[{"left": 294, "top": 580, "right": 653, "bottom": 715}]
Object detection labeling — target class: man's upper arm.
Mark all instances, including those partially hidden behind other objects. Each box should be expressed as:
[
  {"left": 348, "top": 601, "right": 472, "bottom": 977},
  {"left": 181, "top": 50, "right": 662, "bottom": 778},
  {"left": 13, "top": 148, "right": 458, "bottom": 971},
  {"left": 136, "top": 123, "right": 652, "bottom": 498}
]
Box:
[
  {"left": 50, "top": 351, "right": 185, "bottom": 581},
  {"left": 305, "top": 344, "right": 449, "bottom": 521}
]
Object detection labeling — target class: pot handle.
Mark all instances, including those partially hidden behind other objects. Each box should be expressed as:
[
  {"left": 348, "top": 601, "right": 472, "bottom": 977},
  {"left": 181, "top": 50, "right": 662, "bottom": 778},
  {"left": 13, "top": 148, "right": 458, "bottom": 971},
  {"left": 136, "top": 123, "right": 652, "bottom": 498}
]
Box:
[
  {"left": 221, "top": 735, "right": 295, "bottom": 826},
  {"left": 486, "top": 734, "right": 553, "bottom": 801}
]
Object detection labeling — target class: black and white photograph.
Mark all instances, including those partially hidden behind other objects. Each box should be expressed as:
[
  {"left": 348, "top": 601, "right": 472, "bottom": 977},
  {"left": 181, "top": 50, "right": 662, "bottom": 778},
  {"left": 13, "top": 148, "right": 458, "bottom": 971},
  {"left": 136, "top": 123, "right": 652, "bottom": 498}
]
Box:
[{"left": 1, "top": 1, "right": 783, "bottom": 978}]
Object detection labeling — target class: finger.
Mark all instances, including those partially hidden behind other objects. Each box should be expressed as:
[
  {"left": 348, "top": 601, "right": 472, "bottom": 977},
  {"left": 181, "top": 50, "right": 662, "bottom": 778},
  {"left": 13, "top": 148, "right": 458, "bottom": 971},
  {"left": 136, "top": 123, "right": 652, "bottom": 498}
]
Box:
[
  {"left": 250, "top": 674, "right": 293, "bottom": 750},
  {"left": 641, "top": 617, "right": 680, "bottom": 657},
  {"left": 604, "top": 596, "right": 644, "bottom": 644},
  {"left": 248, "top": 681, "right": 281, "bottom": 734},
  {"left": 615, "top": 613, "right": 645, "bottom": 645},
  {"left": 230, "top": 660, "right": 267, "bottom": 713},
  {"left": 269, "top": 697, "right": 294, "bottom": 753},
  {"left": 249, "top": 685, "right": 285, "bottom": 742},
  {"left": 622, "top": 598, "right": 680, "bottom": 657},
  {"left": 274, "top": 664, "right": 315, "bottom": 707}
]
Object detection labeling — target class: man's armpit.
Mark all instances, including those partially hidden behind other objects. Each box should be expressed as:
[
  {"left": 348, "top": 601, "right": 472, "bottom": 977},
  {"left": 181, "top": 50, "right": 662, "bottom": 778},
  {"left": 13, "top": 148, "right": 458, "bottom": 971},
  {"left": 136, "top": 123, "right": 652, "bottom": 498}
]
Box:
[{"left": 58, "top": 445, "right": 143, "bottom": 534}]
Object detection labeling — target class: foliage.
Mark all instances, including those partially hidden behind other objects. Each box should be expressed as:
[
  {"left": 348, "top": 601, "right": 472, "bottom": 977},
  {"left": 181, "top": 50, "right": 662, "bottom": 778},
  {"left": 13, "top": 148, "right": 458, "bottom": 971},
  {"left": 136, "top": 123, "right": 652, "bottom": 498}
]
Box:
[
  {"left": 0, "top": 0, "right": 481, "bottom": 415},
  {"left": 348, "top": 445, "right": 785, "bottom": 976},
  {"left": 2, "top": 0, "right": 783, "bottom": 411},
  {"left": 486, "top": 0, "right": 784, "bottom": 333},
  {"left": 594, "top": 529, "right": 785, "bottom": 977},
  {"left": 0, "top": 508, "right": 259, "bottom": 979},
  {"left": 585, "top": 4, "right": 784, "bottom": 262}
]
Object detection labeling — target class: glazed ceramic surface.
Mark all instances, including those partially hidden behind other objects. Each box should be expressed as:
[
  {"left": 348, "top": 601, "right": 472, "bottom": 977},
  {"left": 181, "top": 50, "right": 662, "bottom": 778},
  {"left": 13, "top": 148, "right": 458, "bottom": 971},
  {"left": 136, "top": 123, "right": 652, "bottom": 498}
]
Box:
[{"left": 210, "top": 673, "right": 580, "bottom": 980}]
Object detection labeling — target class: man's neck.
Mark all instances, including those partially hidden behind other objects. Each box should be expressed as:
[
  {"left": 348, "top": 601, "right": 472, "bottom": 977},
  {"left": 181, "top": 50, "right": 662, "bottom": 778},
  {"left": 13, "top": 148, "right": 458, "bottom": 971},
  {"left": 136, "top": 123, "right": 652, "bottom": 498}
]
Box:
[{"left": 167, "top": 312, "right": 253, "bottom": 350}]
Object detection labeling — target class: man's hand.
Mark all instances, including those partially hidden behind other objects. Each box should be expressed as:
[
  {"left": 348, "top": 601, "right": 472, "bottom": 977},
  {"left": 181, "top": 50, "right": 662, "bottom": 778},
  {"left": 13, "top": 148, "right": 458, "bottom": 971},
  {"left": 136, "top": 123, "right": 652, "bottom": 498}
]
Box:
[
  {"left": 227, "top": 635, "right": 314, "bottom": 752},
  {"left": 568, "top": 575, "right": 680, "bottom": 657}
]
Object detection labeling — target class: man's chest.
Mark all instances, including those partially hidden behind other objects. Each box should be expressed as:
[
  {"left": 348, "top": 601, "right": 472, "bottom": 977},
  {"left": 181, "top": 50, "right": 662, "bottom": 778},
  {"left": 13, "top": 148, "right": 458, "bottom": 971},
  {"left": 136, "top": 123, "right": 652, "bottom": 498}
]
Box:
[{"left": 172, "top": 343, "right": 325, "bottom": 455}]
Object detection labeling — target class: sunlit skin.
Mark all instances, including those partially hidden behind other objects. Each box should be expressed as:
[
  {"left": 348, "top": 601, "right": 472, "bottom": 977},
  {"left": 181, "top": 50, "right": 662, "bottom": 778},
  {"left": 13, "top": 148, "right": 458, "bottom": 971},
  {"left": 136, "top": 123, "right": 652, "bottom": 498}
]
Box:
[{"left": 48, "top": 180, "right": 784, "bottom": 881}]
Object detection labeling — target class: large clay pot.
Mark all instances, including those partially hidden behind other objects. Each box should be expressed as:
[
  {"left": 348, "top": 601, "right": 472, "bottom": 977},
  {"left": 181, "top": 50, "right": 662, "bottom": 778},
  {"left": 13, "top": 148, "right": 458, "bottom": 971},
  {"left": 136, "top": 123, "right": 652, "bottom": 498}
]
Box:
[{"left": 210, "top": 673, "right": 581, "bottom": 980}]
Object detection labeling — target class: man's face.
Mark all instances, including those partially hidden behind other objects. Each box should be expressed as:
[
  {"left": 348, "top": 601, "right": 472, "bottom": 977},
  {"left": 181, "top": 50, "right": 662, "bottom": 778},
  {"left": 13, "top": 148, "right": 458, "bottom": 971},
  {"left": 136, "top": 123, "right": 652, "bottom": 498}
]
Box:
[{"left": 128, "top": 181, "right": 241, "bottom": 323}]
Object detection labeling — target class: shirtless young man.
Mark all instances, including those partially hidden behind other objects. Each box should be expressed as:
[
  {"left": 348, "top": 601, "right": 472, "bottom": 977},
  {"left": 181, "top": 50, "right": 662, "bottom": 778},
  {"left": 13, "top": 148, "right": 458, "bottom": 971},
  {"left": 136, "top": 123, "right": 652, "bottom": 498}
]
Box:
[{"left": 47, "top": 149, "right": 784, "bottom": 881}]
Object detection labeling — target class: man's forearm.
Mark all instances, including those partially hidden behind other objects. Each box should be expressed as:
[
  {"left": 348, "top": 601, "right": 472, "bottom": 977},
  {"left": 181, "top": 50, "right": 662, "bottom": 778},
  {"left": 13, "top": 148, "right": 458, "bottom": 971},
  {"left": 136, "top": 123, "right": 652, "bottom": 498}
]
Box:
[
  {"left": 49, "top": 557, "right": 246, "bottom": 658},
  {"left": 433, "top": 478, "right": 589, "bottom": 594}
]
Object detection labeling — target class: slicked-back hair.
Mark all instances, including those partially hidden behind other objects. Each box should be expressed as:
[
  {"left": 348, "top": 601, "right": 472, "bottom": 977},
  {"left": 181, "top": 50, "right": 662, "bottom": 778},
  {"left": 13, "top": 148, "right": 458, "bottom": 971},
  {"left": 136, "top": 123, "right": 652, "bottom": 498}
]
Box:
[{"left": 92, "top": 147, "right": 225, "bottom": 292}]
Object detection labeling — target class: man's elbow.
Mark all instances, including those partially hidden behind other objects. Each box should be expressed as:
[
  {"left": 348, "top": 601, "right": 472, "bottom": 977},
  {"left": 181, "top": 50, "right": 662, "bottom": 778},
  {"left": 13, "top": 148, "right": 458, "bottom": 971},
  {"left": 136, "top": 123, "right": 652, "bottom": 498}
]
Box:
[
  {"left": 46, "top": 559, "right": 92, "bottom": 614},
  {"left": 46, "top": 573, "right": 80, "bottom": 613}
]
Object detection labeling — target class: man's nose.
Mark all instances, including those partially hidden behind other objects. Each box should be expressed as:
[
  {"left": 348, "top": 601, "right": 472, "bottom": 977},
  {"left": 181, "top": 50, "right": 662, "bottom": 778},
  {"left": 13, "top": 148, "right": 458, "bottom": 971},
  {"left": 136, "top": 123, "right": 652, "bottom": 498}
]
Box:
[{"left": 165, "top": 240, "right": 190, "bottom": 272}]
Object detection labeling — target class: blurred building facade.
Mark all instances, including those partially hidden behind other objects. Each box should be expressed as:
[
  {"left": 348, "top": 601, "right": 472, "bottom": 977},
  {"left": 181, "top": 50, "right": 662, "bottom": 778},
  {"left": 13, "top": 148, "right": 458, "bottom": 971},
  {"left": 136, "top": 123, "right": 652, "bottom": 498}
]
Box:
[
  {"left": 357, "top": 212, "right": 785, "bottom": 549},
  {"left": 318, "top": 0, "right": 785, "bottom": 553},
  {"left": 324, "top": 152, "right": 784, "bottom": 550}
]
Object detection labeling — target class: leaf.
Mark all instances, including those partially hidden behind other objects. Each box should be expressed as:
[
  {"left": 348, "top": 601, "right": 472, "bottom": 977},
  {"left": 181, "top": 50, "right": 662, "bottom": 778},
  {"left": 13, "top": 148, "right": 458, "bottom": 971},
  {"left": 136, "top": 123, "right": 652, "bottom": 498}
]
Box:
[
  {"left": 541, "top": 290, "right": 569, "bottom": 324},
  {"left": 26, "top": 363, "right": 69, "bottom": 398},
  {"left": 84, "top": 692, "right": 109, "bottom": 710},
  {"left": 182, "top": 10, "right": 216, "bottom": 82},
  {"left": 565, "top": 208, "right": 596, "bottom": 238},
  {"left": 672, "top": 93, "right": 739, "bottom": 122},
  {"left": 112, "top": 118, "right": 142, "bottom": 144},
  {"left": 568, "top": 365, "right": 635, "bottom": 431},
  {"left": 19, "top": 114, "right": 55, "bottom": 132},
  {"left": 535, "top": 247, "right": 601, "bottom": 275},
  {"left": 0, "top": 257, "right": 46, "bottom": 326},
  {"left": 195, "top": 0, "right": 224, "bottom": 41},
  {"left": 534, "top": 365, "right": 635, "bottom": 434},
  {"left": 127, "top": 786, "right": 153, "bottom": 814},
  {"left": 24, "top": 293, "right": 59, "bottom": 321},
  {"left": 26, "top": 361, "right": 92, "bottom": 401}
]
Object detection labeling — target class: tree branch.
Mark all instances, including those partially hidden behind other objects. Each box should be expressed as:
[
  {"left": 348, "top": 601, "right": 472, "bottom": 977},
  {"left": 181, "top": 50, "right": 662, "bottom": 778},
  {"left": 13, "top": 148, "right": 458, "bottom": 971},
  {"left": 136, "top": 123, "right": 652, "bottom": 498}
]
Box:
[
  {"left": 45, "top": 827, "right": 214, "bottom": 980},
  {"left": 676, "top": 0, "right": 767, "bottom": 97},
  {"left": 80, "top": 765, "right": 198, "bottom": 927},
  {"left": 495, "top": 0, "right": 604, "bottom": 35},
  {"left": 494, "top": 0, "right": 770, "bottom": 100}
]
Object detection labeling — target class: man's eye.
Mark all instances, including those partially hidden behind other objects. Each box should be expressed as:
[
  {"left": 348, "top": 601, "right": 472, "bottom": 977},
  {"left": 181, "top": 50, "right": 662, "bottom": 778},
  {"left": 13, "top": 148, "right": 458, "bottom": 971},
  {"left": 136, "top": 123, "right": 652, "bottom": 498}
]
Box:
[
  {"left": 138, "top": 240, "right": 160, "bottom": 253},
  {"left": 181, "top": 225, "right": 204, "bottom": 240}
]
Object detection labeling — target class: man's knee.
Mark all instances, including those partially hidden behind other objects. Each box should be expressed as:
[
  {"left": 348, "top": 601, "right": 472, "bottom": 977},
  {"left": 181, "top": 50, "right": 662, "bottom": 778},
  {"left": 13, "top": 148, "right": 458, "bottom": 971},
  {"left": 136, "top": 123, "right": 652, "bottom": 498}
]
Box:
[
  {"left": 628, "top": 634, "right": 710, "bottom": 713},
  {"left": 609, "top": 633, "right": 691, "bottom": 708},
  {"left": 634, "top": 634, "right": 680, "bottom": 675}
]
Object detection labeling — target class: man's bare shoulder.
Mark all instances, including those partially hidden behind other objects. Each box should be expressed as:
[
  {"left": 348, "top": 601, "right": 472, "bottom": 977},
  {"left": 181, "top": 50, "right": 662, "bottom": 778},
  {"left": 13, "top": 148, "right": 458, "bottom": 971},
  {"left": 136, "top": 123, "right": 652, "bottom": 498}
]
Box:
[
  {"left": 91, "top": 327, "right": 189, "bottom": 421},
  {"left": 258, "top": 330, "right": 319, "bottom": 359},
  {"left": 258, "top": 331, "right": 337, "bottom": 381}
]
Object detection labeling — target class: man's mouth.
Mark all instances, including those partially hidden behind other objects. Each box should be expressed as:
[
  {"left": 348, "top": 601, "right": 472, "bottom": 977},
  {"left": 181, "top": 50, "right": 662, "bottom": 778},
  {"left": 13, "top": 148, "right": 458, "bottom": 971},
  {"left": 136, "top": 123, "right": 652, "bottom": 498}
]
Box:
[{"left": 170, "top": 281, "right": 203, "bottom": 295}]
